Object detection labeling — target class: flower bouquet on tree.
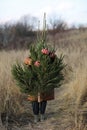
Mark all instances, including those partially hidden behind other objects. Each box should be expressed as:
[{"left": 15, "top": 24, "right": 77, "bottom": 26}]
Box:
[{"left": 12, "top": 39, "right": 65, "bottom": 100}]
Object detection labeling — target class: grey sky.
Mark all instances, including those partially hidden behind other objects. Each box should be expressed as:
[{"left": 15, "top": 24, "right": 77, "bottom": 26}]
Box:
[{"left": 0, "top": 0, "right": 87, "bottom": 26}]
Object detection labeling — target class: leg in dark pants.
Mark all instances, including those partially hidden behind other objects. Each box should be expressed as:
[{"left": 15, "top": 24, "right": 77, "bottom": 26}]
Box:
[
  {"left": 32, "top": 101, "right": 39, "bottom": 123},
  {"left": 32, "top": 101, "right": 39, "bottom": 115},
  {"left": 40, "top": 101, "right": 47, "bottom": 121},
  {"left": 39, "top": 101, "right": 47, "bottom": 114}
]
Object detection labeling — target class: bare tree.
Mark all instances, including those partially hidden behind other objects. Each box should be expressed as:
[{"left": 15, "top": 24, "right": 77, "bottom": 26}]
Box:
[
  {"left": 20, "top": 14, "right": 38, "bottom": 31},
  {"left": 48, "top": 17, "right": 68, "bottom": 33}
]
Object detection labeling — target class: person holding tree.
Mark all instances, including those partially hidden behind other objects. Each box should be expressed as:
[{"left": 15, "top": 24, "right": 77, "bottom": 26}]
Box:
[{"left": 12, "top": 14, "right": 65, "bottom": 123}]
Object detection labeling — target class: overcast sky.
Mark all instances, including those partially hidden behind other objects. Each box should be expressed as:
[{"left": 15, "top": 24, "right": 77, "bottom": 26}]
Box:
[{"left": 0, "top": 0, "right": 87, "bottom": 26}]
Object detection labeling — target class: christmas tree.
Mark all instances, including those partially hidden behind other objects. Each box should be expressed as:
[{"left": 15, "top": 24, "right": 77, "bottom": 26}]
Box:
[{"left": 12, "top": 14, "right": 65, "bottom": 96}]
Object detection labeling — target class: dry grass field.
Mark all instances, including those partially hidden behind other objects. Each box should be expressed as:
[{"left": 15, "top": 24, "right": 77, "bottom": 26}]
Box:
[{"left": 0, "top": 29, "right": 87, "bottom": 130}]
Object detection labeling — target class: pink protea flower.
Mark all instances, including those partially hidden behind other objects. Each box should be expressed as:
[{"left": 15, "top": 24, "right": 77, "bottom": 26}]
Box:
[
  {"left": 34, "top": 61, "right": 40, "bottom": 67},
  {"left": 41, "top": 48, "right": 49, "bottom": 55}
]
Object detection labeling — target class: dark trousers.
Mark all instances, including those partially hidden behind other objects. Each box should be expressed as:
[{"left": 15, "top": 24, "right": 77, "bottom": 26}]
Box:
[{"left": 32, "top": 101, "right": 47, "bottom": 115}]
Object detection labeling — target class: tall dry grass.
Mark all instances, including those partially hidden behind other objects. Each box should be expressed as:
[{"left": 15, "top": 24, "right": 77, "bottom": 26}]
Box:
[
  {"left": 0, "top": 50, "right": 29, "bottom": 115},
  {"left": 55, "top": 29, "right": 87, "bottom": 129}
]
